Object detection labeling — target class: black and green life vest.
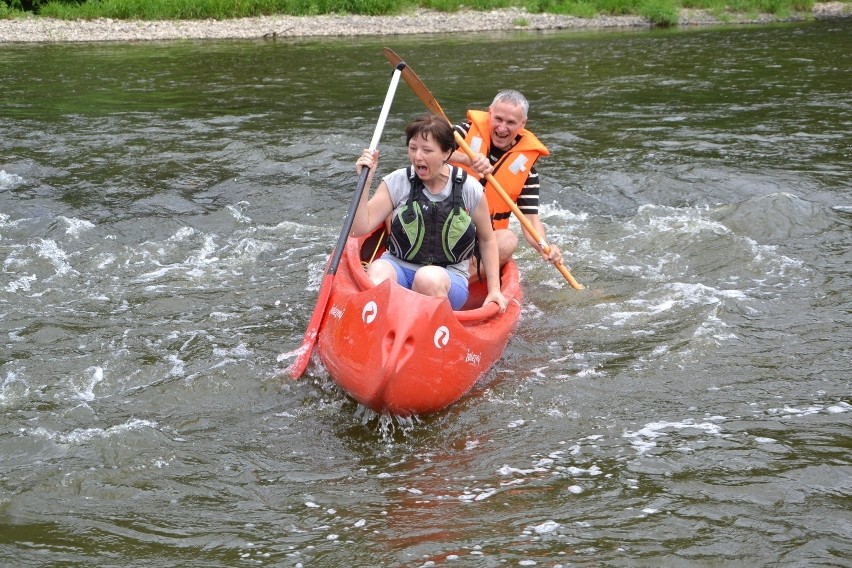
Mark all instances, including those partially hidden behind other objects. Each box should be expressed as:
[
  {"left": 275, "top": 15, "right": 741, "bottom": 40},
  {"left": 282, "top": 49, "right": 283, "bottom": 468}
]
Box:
[{"left": 386, "top": 166, "right": 477, "bottom": 267}]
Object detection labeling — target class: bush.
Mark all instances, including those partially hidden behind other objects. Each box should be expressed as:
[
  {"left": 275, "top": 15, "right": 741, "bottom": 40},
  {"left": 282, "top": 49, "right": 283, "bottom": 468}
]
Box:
[
  {"left": 526, "top": 0, "right": 600, "bottom": 17},
  {"left": 596, "top": 0, "right": 640, "bottom": 15},
  {"left": 638, "top": 0, "right": 679, "bottom": 24},
  {"left": 8, "top": 0, "right": 79, "bottom": 12}
]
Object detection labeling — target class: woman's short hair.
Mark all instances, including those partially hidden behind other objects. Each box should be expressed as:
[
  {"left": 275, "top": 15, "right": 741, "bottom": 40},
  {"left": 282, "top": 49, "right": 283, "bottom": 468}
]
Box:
[{"left": 405, "top": 114, "right": 455, "bottom": 153}]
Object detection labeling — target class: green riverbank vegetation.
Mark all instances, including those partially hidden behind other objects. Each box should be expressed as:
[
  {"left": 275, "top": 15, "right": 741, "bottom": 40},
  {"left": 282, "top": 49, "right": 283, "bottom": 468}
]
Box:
[{"left": 1, "top": 0, "right": 848, "bottom": 26}]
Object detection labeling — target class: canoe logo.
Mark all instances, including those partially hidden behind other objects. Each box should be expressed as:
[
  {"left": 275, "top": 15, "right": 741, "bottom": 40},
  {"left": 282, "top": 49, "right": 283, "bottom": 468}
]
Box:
[
  {"left": 433, "top": 326, "right": 450, "bottom": 349},
  {"left": 465, "top": 351, "right": 481, "bottom": 366},
  {"left": 362, "top": 301, "right": 378, "bottom": 324}
]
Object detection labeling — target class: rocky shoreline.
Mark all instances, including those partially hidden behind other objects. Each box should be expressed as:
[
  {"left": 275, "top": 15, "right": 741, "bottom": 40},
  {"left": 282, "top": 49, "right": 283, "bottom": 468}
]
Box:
[{"left": 0, "top": 2, "right": 849, "bottom": 43}]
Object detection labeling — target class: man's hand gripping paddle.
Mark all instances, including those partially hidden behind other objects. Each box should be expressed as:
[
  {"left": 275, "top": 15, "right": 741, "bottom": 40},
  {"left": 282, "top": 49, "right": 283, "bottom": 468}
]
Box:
[
  {"left": 382, "top": 48, "right": 583, "bottom": 290},
  {"left": 285, "top": 62, "right": 406, "bottom": 379}
]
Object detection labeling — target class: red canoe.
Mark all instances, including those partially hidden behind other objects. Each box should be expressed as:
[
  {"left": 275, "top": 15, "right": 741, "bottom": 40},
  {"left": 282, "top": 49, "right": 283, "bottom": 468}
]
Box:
[{"left": 315, "top": 229, "right": 522, "bottom": 416}]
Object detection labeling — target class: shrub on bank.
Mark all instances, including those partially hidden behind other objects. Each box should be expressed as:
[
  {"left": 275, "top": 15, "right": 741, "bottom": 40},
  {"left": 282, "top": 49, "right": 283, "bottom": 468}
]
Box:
[{"left": 637, "top": 0, "right": 680, "bottom": 24}]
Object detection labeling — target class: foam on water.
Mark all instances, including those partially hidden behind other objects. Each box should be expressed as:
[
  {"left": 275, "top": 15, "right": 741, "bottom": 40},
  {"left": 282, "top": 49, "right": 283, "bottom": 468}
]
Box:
[
  {"left": 60, "top": 216, "right": 95, "bottom": 237},
  {"left": 4, "top": 273, "right": 37, "bottom": 293},
  {"left": 526, "top": 197, "right": 822, "bottom": 386},
  {"left": 0, "top": 203, "right": 320, "bottom": 435},
  {"left": 63, "top": 365, "right": 105, "bottom": 401},
  {"left": 0, "top": 170, "right": 24, "bottom": 190},
  {"left": 33, "top": 238, "right": 78, "bottom": 278},
  {"left": 766, "top": 400, "right": 850, "bottom": 418},
  {"left": 25, "top": 417, "right": 160, "bottom": 446},
  {"left": 133, "top": 225, "right": 278, "bottom": 285},
  {"left": 0, "top": 370, "right": 30, "bottom": 407},
  {"left": 623, "top": 419, "right": 724, "bottom": 455}
]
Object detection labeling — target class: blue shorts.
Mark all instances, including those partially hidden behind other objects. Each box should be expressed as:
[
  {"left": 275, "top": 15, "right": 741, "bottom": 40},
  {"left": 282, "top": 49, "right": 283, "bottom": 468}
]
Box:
[{"left": 377, "top": 256, "right": 469, "bottom": 310}]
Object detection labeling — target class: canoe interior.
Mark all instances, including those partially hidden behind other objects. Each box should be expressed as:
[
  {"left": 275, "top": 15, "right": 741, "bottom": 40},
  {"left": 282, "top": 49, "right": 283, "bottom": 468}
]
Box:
[{"left": 357, "top": 228, "right": 500, "bottom": 312}]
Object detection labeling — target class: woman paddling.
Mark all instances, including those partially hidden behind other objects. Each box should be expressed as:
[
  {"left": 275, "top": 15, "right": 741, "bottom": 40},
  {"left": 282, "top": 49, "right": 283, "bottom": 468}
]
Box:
[{"left": 351, "top": 114, "right": 507, "bottom": 313}]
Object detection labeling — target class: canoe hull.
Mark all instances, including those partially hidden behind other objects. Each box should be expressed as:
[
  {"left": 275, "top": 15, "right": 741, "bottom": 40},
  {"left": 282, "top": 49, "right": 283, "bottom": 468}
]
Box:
[{"left": 316, "top": 232, "right": 522, "bottom": 416}]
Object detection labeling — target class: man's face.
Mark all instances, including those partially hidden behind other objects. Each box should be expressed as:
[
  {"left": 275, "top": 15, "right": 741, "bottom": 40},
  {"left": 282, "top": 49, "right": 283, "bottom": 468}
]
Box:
[{"left": 488, "top": 100, "right": 527, "bottom": 150}]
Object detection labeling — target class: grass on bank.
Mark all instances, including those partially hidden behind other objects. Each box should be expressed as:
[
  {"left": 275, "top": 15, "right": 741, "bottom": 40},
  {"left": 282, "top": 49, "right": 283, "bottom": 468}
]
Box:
[{"left": 0, "top": 0, "right": 838, "bottom": 26}]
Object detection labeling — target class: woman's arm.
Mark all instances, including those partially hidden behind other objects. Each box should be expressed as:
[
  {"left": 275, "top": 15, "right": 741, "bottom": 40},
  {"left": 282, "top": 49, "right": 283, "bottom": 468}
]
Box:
[
  {"left": 471, "top": 197, "right": 508, "bottom": 313},
  {"left": 351, "top": 149, "right": 394, "bottom": 237}
]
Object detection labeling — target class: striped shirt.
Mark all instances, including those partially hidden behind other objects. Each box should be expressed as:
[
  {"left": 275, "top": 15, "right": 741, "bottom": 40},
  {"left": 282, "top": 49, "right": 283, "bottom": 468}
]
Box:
[{"left": 454, "top": 121, "right": 541, "bottom": 217}]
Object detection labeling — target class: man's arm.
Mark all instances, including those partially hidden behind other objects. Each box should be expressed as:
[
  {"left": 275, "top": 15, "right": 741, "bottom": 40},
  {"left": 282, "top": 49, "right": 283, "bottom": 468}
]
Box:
[
  {"left": 516, "top": 168, "right": 564, "bottom": 265},
  {"left": 519, "top": 211, "right": 564, "bottom": 266},
  {"left": 451, "top": 121, "right": 491, "bottom": 176}
]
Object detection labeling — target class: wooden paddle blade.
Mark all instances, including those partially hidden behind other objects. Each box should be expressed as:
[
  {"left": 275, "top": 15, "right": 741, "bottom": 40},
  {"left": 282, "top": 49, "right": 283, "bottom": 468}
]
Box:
[{"left": 383, "top": 48, "right": 451, "bottom": 125}]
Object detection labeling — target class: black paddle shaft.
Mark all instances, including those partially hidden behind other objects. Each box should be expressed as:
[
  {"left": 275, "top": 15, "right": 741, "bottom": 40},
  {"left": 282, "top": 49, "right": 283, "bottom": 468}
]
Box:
[{"left": 327, "top": 166, "right": 371, "bottom": 275}]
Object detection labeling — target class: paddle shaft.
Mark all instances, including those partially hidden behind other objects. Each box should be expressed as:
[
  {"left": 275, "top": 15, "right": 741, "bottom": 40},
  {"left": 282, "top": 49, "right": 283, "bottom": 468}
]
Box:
[
  {"left": 382, "top": 48, "right": 583, "bottom": 290},
  {"left": 287, "top": 63, "right": 405, "bottom": 379},
  {"left": 453, "top": 132, "right": 584, "bottom": 290}
]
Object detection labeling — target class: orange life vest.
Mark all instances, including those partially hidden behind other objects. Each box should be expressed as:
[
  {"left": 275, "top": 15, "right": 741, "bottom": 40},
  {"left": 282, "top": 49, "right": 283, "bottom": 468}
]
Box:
[{"left": 455, "top": 110, "right": 550, "bottom": 230}]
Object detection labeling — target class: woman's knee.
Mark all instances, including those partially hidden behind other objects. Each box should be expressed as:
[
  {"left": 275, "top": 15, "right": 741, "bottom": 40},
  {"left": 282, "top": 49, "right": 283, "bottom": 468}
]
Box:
[
  {"left": 412, "top": 266, "right": 450, "bottom": 297},
  {"left": 367, "top": 259, "right": 398, "bottom": 285}
]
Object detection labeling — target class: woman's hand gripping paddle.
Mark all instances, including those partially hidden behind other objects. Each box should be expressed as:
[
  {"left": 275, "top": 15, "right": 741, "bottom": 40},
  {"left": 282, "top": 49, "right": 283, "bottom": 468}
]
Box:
[
  {"left": 286, "top": 62, "right": 406, "bottom": 379},
  {"left": 382, "top": 48, "right": 584, "bottom": 290}
]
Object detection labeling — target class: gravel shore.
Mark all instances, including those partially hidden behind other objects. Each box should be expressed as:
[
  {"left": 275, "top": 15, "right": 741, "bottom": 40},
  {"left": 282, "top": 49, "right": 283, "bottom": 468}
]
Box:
[{"left": 0, "top": 2, "right": 849, "bottom": 43}]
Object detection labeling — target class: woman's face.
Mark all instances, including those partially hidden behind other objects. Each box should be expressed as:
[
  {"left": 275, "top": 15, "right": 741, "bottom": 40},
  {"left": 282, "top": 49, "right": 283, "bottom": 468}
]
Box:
[{"left": 407, "top": 132, "right": 449, "bottom": 182}]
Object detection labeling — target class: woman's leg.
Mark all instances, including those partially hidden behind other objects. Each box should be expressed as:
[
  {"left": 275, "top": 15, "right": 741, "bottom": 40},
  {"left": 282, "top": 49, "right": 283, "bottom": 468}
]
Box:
[
  {"left": 366, "top": 258, "right": 401, "bottom": 286},
  {"left": 412, "top": 266, "right": 469, "bottom": 310},
  {"left": 445, "top": 270, "right": 470, "bottom": 310},
  {"left": 411, "top": 265, "right": 450, "bottom": 298}
]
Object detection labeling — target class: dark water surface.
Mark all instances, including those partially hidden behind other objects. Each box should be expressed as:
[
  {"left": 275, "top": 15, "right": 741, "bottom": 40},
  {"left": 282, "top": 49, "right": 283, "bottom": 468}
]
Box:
[{"left": 2, "top": 20, "right": 850, "bottom": 567}]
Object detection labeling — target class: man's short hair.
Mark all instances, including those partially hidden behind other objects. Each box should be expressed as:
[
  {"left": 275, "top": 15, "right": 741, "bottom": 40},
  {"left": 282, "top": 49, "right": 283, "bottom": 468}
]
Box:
[{"left": 491, "top": 90, "right": 529, "bottom": 119}]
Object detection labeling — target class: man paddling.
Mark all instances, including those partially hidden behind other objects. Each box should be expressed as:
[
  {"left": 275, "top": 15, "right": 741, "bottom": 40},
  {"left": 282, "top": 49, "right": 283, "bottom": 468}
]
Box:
[{"left": 450, "top": 90, "right": 563, "bottom": 278}]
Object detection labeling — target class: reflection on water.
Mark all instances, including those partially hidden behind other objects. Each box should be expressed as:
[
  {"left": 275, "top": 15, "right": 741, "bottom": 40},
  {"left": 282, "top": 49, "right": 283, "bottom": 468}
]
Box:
[{"left": 1, "top": 19, "right": 850, "bottom": 566}]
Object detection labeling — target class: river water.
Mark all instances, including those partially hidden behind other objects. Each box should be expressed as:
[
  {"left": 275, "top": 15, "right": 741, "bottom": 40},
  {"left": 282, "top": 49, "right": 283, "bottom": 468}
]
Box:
[{"left": 2, "top": 19, "right": 850, "bottom": 567}]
